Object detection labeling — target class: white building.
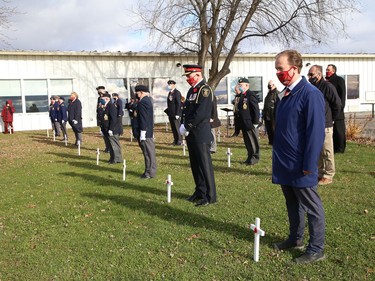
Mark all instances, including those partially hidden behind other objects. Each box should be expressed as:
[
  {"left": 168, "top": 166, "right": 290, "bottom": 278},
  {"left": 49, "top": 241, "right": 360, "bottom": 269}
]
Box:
[{"left": 0, "top": 50, "right": 374, "bottom": 132}]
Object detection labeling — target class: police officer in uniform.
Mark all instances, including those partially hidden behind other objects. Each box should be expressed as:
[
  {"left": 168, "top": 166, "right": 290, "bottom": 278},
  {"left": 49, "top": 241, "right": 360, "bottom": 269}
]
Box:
[
  {"left": 237, "top": 77, "right": 260, "bottom": 165},
  {"left": 165, "top": 80, "right": 183, "bottom": 145},
  {"left": 179, "top": 64, "right": 217, "bottom": 207}
]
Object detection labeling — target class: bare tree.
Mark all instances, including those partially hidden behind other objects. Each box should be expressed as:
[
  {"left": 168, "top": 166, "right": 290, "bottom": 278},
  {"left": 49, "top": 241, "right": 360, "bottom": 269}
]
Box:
[
  {"left": 134, "top": 0, "right": 359, "bottom": 89},
  {"left": 0, "top": 0, "right": 18, "bottom": 47}
]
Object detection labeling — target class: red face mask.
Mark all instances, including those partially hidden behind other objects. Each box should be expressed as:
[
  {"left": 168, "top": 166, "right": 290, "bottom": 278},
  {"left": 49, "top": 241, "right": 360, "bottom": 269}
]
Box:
[
  {"left": 276, "top": 67, "right": 295, "bottom": 86},
  {"left": 186, "top": 75, "right": 196, "bottom": 86},
  {"left": 326, "top": 71, "right": 333, "bottom": 78}
]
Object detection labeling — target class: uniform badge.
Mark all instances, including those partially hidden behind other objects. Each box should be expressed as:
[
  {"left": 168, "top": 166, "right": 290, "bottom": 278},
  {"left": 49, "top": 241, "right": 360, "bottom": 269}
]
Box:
[
  {"left": 104, "top": 114, "right": 109, "bottom": 121},
  {"left": 189, "top": 93, "right": 197, "bottom": 101},
  {"left": 202, "top": 88, "right": 210, "bottom": 97},
  {"left": 243, "top": 103, "right": 248, "bottom": 110},
  {"left": 169, "top": 95, "right": 173, "bottom": 101}
]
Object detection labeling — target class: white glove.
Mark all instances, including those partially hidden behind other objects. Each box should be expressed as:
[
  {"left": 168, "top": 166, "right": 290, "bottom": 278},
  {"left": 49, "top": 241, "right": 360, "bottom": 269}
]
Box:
[
  {"left": 100, "top": 130, "right": 103, "bottom": 136},
  {"left": 175, "top": 115, "right": 180, "bottom": 120},
  {"left": 179, "top": 124, "right": 189, "bottom": 136},
  {"left": 62, "top": 120, "right": 65, "bottom": 124},
  {"left": 108, "top": 130, "right": 113, "bottom": 136},
  {"left": 73, "top": 119, "right": 78, "bottom": 125},
  {"left": 140, "top": 130, "right": 146, "bottom": 141},
  {"left": 54, "top": 119, "right": 57, "bottom": 121}
]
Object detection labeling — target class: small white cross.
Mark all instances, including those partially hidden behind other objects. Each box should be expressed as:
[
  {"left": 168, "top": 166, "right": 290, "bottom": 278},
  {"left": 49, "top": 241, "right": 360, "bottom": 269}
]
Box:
[
  {"left": 123, "top": 160, "right": 127, "bottom": 181},
  {"left": 165, "top": 174, "right": 173, "bottom": 203},
  {"left": 96, "top": 148, "right": 100, "bottom": 165},
  {"left": 250, "top": 217, "right": 265, "bottom": 262},
  {"left": 226, "top": 148, "right": 232, "bottom": 168}
]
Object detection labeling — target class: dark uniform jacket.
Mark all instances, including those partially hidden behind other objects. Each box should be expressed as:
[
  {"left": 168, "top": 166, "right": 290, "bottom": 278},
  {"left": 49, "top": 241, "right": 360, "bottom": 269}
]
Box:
[
  {"left": 114, "top": 98, "right": 124, "bottom": 117},
  {"left": 99, "top": 102, "right": 121, "bottom": 135},
  {"left": 262, "top": 88, "right": 279, "bottom": 121},
  {"left": 183, "top": 80, "right": 213, "bottom": 143},
  {"left": 67, "top": 99, "right": 83, "bottom": 132},
  {"left": 238, "top": 89, "right": 260, "bottom": 131},
  {"left": 137, "top": 96, "right": 154, "bottom": 138},
  {"left": 326, "top": 73, "right": 346, "bottom": 120},
  {"left": 166, "top": 89, "right": 182, "bottom": 118},
  {"left": 314, "top": 79, "right": 342, "bottom": 128},
  {"left": 58, "top": 102, "right": 67, "bottom": 122}
]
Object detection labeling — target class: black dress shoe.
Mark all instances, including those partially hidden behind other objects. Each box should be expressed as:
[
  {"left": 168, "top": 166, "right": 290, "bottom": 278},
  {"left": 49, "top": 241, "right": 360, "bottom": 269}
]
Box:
[
  {"left": 273, "top": 239, "right": 304, "bottom": 251},
  {"left": 140, "top": 174, "right": 151, "bottom": 179},
  {"left": 195, "top": 199, "right": 209, "bottom": 207},
  {"left": 186, "top": 194, "right": 200, "bottom": 202},
  {"left": 293, "top": 251, "right": 325, "bottom": 264},
  {"left": 108, "top": 161, "right": 115, "bottom": 164}
]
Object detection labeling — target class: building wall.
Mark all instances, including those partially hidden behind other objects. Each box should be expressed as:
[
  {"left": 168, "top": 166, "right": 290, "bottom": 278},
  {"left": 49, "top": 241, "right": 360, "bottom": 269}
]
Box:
[{"left": 0, "top": 51, "right": 374, "bottom": 132}]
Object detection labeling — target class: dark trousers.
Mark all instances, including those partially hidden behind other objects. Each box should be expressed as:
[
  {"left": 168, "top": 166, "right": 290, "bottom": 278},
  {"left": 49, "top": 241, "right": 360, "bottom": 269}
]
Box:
[
  {"left": 59, "top": 121, "right": 68, "bottom": 140},
  {"left": 187, "top": 141, "right": 217, "bottom": 203},
  {"left": 169, "top": 117, "right": 182, "bottom": 144},
  {"left": 117, "top": 116, "right": 123, "bottom": 136},
  {"left": 139, "top": 138, "right": 157, "bottom": 177},
  {"left": 242, "top": 126, "right": 260, "bottom": 164},
  {"left": 264, "top": 119, "right": 275, "bottom": 145},
  {"left": 281, "top": 185, "right": 325, "bottom": 254},
  {"left": 333, "top": 119, "right": 346, "bottom": 153}
]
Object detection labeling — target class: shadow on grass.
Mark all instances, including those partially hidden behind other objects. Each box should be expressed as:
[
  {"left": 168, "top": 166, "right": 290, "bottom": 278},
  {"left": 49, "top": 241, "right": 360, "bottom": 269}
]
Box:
[{"left": 82, "top": 191, "right": 258, "bottom": 243}]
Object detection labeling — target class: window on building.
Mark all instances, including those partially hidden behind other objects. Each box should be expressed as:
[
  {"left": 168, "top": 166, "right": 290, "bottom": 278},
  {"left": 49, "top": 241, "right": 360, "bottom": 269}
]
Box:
[
  {"left": 50, "top": 79, "right": 73, "bottom": 102},
  {"left": 0, "top": 80, "right": 22, "bottom": 113},
  {"left": 346, "top": 75, "right": 359, "bottom": 100},
  {"left": 127, "top": 78, "right": 149, "bottom": 99},
  {"left": 214, "top": 78, "right": 228, "bottom": 104},
  {"left": 229, "top": 76, "right": 263, "bottom": 103},
  {"left": 24, "top": 80, "right": 48, "bottom": 113}
]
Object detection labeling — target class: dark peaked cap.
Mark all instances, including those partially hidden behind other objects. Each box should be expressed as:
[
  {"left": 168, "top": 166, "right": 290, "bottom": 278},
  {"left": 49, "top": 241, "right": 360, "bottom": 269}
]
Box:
[
  {"left": 96, "top": 86, "right": 105, "bottom": 90},
  {"left": 182, "top": 64, "right": 202, "bottom": 75}
]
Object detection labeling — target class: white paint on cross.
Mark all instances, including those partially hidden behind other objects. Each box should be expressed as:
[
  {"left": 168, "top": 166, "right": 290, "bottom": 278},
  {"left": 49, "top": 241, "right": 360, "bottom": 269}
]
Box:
[
  {"left": 165, "top": 174, "right": 173, "bottom": 203},
  {"left": 226, "top": 148, "right": 232, "bottom": 168},
  {"left": 250, "top": 217, "right": 265, "bottom": 262},
  {"left": 123, "top": 160, "right": 127, "bottom": 181}
]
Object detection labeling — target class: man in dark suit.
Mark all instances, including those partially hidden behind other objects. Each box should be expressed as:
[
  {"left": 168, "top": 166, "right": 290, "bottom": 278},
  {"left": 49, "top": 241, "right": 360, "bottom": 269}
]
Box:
[
  {"left": 67, "top": 92, "right": 83, "bottom": 145},
  {"left": 326, "top": 64, "right": 347, "bottom": 153},
  {"left": 165, "top": 80, "right": 182, "bottom": 145},
  {"left": 180, "top": 64, "right": 217, "bottom": 207},
  {"left": 135, "top": 85, "right": 157, "bottom": 179},
  {"left": 237, "top": 77, "right": 260, "bottom": 165},
  {"left": 99, "top": 92, "right": 123, "bottom": 164}
]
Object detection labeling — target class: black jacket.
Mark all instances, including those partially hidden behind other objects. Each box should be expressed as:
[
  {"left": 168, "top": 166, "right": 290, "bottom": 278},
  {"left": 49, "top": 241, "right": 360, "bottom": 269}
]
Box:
[
  {"left": 183, "top": 80, "right": 213, "bottom": 143},
  {"left": 326, "top": 73, "right": 346, "bottom": 120},
  {"left": 166, "top": 89, "right": 182, "bottom": 117},
  {"left": 67, "top": 98, "right": 83, "bottom": 132},
  {"left": 262, "top": 88, "right": 279, "bottom": 121},
  {"left": 137, "top": 96, "right": 154, "bottom": 138},
  {"left": 99, "top": 102, "right": 121, "bottom": 135},
  {"left": 314, "top": 78, "right": 342, "bottom": 128},
  {"left": 238, "top": 90, "right": 260, "bottom": 130}
]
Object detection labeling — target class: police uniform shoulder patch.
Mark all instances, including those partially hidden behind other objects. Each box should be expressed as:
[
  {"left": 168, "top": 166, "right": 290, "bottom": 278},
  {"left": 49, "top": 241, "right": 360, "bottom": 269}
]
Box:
[{"left": 202, "top": 88, "right": 210, "bottom": 97}]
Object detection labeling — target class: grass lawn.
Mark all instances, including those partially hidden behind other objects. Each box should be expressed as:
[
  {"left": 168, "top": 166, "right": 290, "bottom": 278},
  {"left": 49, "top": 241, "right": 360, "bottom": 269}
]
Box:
[{"left": 0, "top": 125, "right": 374, "bottom": 280}]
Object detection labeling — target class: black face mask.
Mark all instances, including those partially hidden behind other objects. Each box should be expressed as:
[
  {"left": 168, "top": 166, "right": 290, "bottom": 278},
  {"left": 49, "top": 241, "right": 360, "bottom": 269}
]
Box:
[
  {"left": 267, "top": 85, "right": 272, "bottom": 89},
  {"left": 309, "top": 77, "right": 318, "bottom": 85}
]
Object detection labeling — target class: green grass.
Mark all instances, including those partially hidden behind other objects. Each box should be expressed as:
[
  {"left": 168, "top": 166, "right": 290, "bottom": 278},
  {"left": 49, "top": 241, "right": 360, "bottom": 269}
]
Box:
[{"left": 0, "top": 126, "right": 374, "bottom": 280}]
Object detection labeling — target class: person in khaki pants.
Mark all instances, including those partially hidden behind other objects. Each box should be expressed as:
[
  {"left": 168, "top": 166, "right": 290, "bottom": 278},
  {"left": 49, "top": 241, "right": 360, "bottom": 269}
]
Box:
[{"left": 307, "top": 65, "right": 342, "bottom": 185}]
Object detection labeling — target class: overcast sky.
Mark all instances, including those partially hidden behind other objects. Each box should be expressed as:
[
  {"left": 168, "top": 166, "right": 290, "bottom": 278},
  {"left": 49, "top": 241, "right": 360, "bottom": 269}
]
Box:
[{"left": 1, "top": 0, "right": 374, "bottom": 54}]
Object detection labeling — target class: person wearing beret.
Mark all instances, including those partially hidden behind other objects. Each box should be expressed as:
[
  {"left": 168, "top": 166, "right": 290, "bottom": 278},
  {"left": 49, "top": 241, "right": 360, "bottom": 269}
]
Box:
[
  {"left": 179, "top": 64, "right": 217, "bottom": 207},
  {"left": 165, "top": 80, "right": 183, "bottom": 145},
  {"left": 98, "top": 92, "right": 123, "bottom": 164},
  {"left": 57, "top": 96, "right": 68, "bottom": 141},
  {"left": 67, "top": 91, "right": 83, "bottom": 145},
  {"left": 135, "top": 85, "right": 157, "bottom": 179},
  {"left": 237, "top": 77, "right": 260, "bottom": 165},
  {"left": 112, "top": 93, "right": 124, "bottom": 136}
]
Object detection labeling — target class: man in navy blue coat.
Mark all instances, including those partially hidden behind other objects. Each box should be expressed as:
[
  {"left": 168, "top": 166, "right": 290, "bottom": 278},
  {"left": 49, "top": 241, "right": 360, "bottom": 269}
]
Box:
[
  {"left": 135, "top": 85, "right": 157, "bottom": 179},
  {"left": 179, "top": 65, "right": 217, "bottom": 207},
  {"left": 58, "top": 96, "right": 68, "bottom": 141},
  {"left": 272, "top": 50, "right": 326, "bottom": 264}
]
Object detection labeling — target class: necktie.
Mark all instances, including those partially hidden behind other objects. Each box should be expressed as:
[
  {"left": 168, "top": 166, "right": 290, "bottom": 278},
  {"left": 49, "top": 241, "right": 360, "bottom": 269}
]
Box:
[{"left": 284, "top": 88, "right": 291, "bottom": 97}]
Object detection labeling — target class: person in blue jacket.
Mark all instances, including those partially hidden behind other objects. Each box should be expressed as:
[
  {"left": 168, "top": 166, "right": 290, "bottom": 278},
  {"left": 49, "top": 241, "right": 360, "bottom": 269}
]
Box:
[
  {"left": 58, "top": 96, "right": 68, "bottom": 141},
  {"left": 272, "top": 50, "right": 326, "bottom": 264},
  {"left": 135, "top": 85, "right": 157, "bottom": 179}
]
